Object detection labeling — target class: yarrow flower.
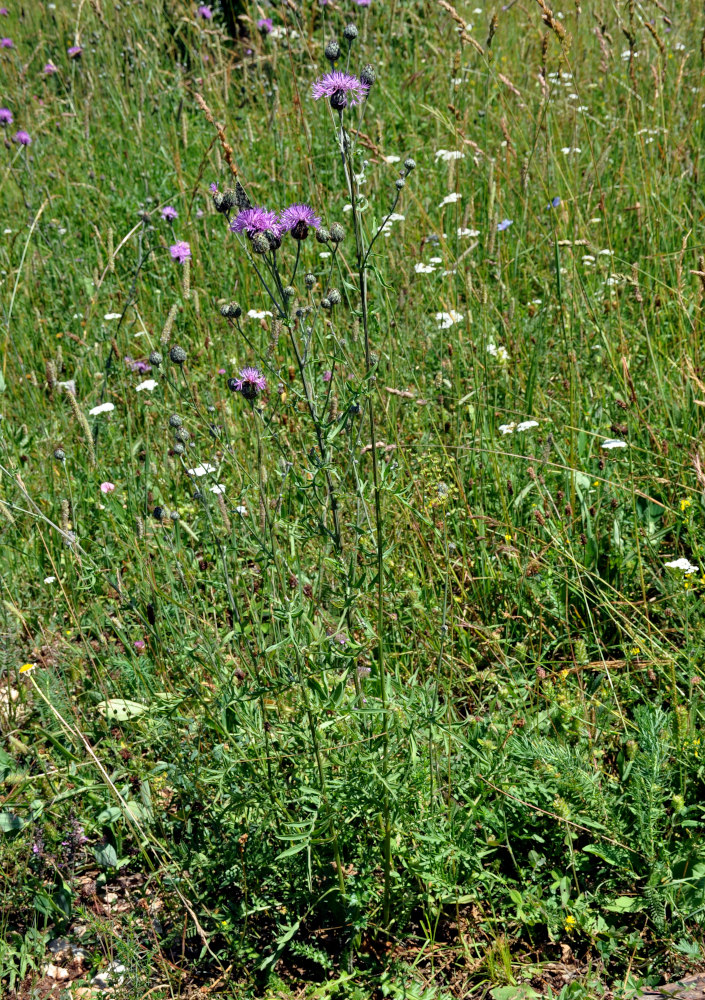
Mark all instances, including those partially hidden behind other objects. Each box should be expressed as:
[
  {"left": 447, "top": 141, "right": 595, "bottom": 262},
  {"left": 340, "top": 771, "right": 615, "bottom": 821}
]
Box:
[
  {"left": 13, "top": 129, "right": 31, "bottom": 145},
  {"left": 229, "top": 367, "right": 267, "bottom": 400},
  {"left": 257, "top": 17, "right": 273, "bottom": 32},
  {"left": 0, "top": 107, "right": 12, "bottom": 125},
  {"left": 161, "top": 205, "right": 178, "bottom": 221},
  {"left": 278, "top": 203, "right": 321, "bottom": 240},
  {"left": 43, "top": 61, "right": 58, "bottom": 75},
  {"left": 311, "top": 71, "right": 369, "bottom": 109},
  {"left": 169, "top": 241, "right": 191, "bottom": 263},
  {"left": 67, "top": 45, "right": 82, "bottom": 58},
  {"left": 197, "top": 4, "right": 213, "bottom": 17},
  {"left": 230, "top": 206, "right": 280, "bottom": 238}
]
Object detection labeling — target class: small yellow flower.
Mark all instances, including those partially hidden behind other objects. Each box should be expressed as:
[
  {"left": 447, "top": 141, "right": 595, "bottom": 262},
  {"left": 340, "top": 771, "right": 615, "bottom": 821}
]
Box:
[
  {"left": 565, "top": 914, "right": 577, "bottom": 931},
  {"left": 630, "top": 647, "right": 640, "bottom": 656},
  {"left": 19, "top": 663, "right": 36, "bottom": 674},
  {"left": 504, "top": 533, "right": 512, "bottom": 542},
  {"left": 560, "top": 668, "right": 569, "bottom": 680},
  {"left": 681, "top": 498, "right": 692, "bottom": 512}
]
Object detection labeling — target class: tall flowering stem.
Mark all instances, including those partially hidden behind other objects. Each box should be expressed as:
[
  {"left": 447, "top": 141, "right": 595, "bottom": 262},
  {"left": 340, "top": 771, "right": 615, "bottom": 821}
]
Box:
[{"left": 337, "top": 107, "right": 392, "bottom": 926}]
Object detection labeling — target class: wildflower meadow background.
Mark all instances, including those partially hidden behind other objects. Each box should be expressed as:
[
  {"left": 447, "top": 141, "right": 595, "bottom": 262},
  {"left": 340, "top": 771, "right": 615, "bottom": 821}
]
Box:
[{"left": 2, "top": 0, "right": 705, "bottom": 997}]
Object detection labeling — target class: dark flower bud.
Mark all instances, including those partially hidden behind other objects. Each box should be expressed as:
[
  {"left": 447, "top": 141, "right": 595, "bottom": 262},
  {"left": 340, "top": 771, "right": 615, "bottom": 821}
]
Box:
[
  {"left": 169, "top": 510, "right": 180, "bottom": 521},
  {"left": 149, "top": 350, "right": 163, "bottom": 367},
  {"left": 304, "top": 272, "right": 316, "bottom": 288},
  {"left": 54, "top": 448, "right": 65, "bottom": 461},
  {"left": 316, "top": 226, "right": 331, "bottom": 244},
  {"left": 327, "top": 288, "right": 341, "bottom": 305},
  {"left": 321, "top": 297, "right": 331, "bottom": 310},
  {"left": 174, "top": 427, "right": 190, "bottom": 442},
  {"left": 324, "top": 38, "right": 340, "bottom": 62},
  {"left": 329, "top": 222, "right": 345, "bottom": 243},
  {"left": 283, "top": 285, "right": 295, "bottom": 299},
  {"left": 153, "top": 506, "right": 165, "bottom": 521},
  {"left": 290, "top": 220, "right": 310, "bottom": 241},
  {"left": 173, "top": 442, "right": 185, "bottom": 455},
  {"left": 395, "top": 177, "right": 405, "bottom": 190},
  {"left": 169, "top": 345, "right": 187, "bottom": 364},
  {"left": 251, "top": 232, "right": 270, "bottom": 255},
  {"left": 169, "top": 414, "right": 183, "bottom": 428},
  {"left": 218, "top": 188, "right": 237, "bottom": 213},
  {"left": 404, "top": 157, "right": 416, "bottom": 172},
  {"left": 220, "top": 302, "right": 242, "bottom": 319},
  {"left": 360, "top": 64, "right": 376, "bottom": 87},
  {"left": 343, "top": 22, "right": 358, "bottom": 41},
  {"left": 264, "top": 228, "right": 281, "bottom": 251}
]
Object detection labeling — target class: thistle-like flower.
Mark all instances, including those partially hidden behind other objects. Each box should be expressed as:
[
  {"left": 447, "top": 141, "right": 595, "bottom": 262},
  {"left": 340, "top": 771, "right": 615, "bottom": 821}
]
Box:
[
  {"left": 278, "top": 204, "right": 321, "bottom": 240},
  {"left": 13, "top": 129, "right": 31, "bottom": 145},
  {"left": 311, "top": 71, "right": 369, "bottom": 109},
  {"left": 0, "top": 107, "right": 12, "bottom": 125},
  {"left": 229, "top": 367, "right": 267, "bottom": 401},
  {"left": 169, "top": 241, "right": 191, "bottom": 263},
  {"left": 230, "top": 207, "right": 281, "bottom": 238}
]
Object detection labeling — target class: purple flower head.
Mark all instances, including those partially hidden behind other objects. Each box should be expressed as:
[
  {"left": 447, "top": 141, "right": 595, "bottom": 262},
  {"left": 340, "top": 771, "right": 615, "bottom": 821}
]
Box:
[
  {"left": 549, "top": 196, "right": 561, "bottom": 209},
  {"left": 0, "top": 107, "right": 12, "bottom": 125},
  {"left": 311, "top": 71, "right": 369, "bottom": 110},
  {"left": 497, "top": 218, "right": 513, "bottom": 231},
  {"left": 257, "top": 17, "right": 273, "bottom": 32},
  {"left": 330, "top": 631, "right": 348, "bottom": 645},
  {"left": 13, "top": 129, "right": 31, "bottom": 145},
  {"left": 278, "top": 203, "right": 321, "bottom": 240},
  {"left": 229, "top": 366, "right": 267, "bottom": 400},
  {"left": 322, "top": 370, "right": 332, "bottom": 382},
  {"left": 161, "top": 205, "right": 178, "bottom": 221},
  {"left": 43, "top": 61, "right": 58, "bottom": 75},
  {"left": 134, "top": 639, "right": 146, "bottom": 652},
  {"left": 209, "top": 181, "right": 218, "bottom": 194},
  {"left": 68, "top": 44, "right": 82, "bottom": 58},
  {"left": 169, "top": 241, "right": 191, "bottom": 263},
  {"left": 197, "top": 4, "right": 213, "bottom": 18},
  {"left": 230, "top": 206, "right": 280, "bottom": 238},
  {"left": 0, "top": 9, "right": 8, "bottom": 16},
  {"left": 354, "top": 0, "right": 371, "bottom": 5},
  {"left": 1, "top": 37, "right": 14, "bottom": 48}
]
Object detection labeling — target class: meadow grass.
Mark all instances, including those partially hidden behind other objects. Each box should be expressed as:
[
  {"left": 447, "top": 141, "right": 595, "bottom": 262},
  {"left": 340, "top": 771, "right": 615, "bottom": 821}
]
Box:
[{"left": 2, "top": 0, "right": 705, "bottom": 997}]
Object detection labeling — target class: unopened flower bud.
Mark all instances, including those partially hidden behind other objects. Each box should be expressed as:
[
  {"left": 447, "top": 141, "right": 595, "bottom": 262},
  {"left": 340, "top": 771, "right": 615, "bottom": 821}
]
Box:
[
  {"left": 220, "top": 302, "right": 242, "bottom": 319},
  {"left": 324, "top": 38, "right": 340, "bottom": 62},
  {"left": 283, "top": 285, "right": 295, "bottom": 299},
  {"left": 251, "top": 232, "right": 270, "bottom": 255},
  {"left": 169, "top": 345, "right": 187, "bottom": 364},
  {"left": 360, "top": 64, "right": 376, "bottom": 87},
  {"left": 173, "top": 442, "right": 185, "bottom": 455},
  {"left": 149, "top": 350, "right": 163, "bottom": 367},
  {"left": 395, "top": 177, "right": 405, "bottom": 190},
  {"left": 321, "top": 297, "right": 331, "bottom": 310},
  {"left": 54, "top": 448, "right": 65, "bottom": 461},
  {"left": 168, "top": 414, "right": 183, "bottom": 428},
  {"left": 264, "top": 228, "right": 281, "bottom": 251},
  {"left": 174, "top": 427, "right": 190, "bottom": 442},
  {"left": 153, "top": 506, "right": 165, "bottom": 521},
  {"left": 327, "top": 288, "right": 341, "bottom": 305},
  {"left": 304, "top": 272, "right": 316, "bottom": 288},
  {"left": 316, "top": 226, "right": 331, "bottom": 244},
  {"left": 343, "top": 22, "right": 358, "bottom": 42},
  {"left": 169, "top": 510, "right": 180, "bottom": 521},
  {"left": 329, "top": 222, "right": 345, "bottom": 243}
]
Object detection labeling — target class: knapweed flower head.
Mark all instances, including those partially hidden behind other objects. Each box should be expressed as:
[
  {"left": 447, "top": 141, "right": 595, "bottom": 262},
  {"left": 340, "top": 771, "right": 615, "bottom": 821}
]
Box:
[
  {"left": 278, "top": 203, "right": 321, "bottom": 240},
  {"left": 0, "top": 9, "right": 8, "bottom": 16},
  {"left": 161, "top": 205, "right": 178, "bottom": 221},
  {"left": 13, "top": 129, "right": 30, "bottom": 145},
  {"left": 230, "top": 206, "right": 280, "bottom": 238},
  {"left": 354, "top": 0, "right": 371, "bottom": 5},
  {"left": 311, "top": 71, "right": 369, "bottom": 109},
  {"left": 0, "top": 107, "right": 12, "bottom": 124},
  {"left": 67, "top": 44, "right": 82, "bottom": 58},
  {"left": 229, "top": 367, "right": 267, "bottom": 401},
  {"left": 257, "top": 17, "right": 273, "bottom": 32},
  {"left": 43, "top": 61, "right": 58, "bottom": 75},
  {"left": 197, "top": 4, "right": 213, "bottom": 18},
  {"left": 1, "top": 37, "right": 14, "bottom": 48},
  {"left": 169, "top": 241, "right": 191, "bottom": 263}
]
